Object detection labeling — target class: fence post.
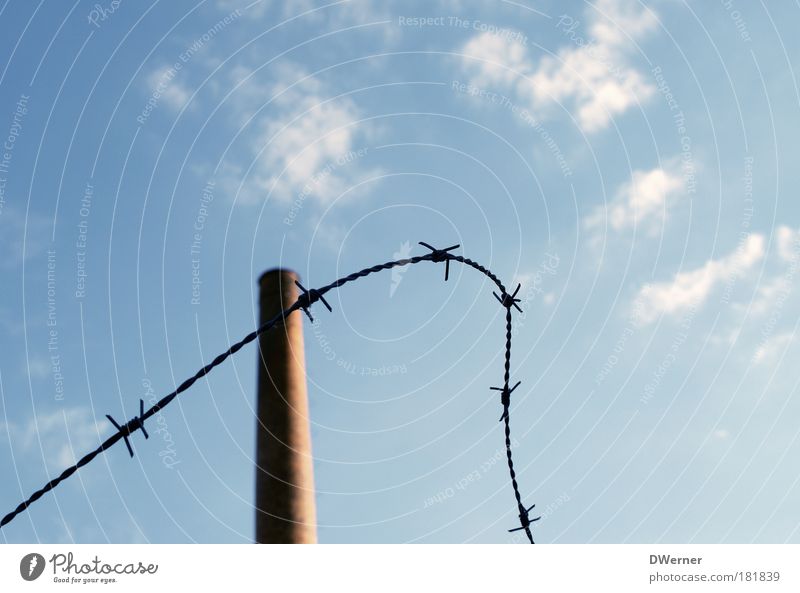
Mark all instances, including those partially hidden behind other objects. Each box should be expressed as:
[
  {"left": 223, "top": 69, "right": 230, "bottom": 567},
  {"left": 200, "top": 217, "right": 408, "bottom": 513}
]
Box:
[{"left": 255, "top": 269, "right": 317, "bottom": 543}]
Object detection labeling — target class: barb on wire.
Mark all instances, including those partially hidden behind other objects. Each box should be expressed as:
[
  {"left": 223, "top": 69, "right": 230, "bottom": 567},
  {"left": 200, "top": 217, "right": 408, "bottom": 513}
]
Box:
[
  {"left": 509, "top": 503, "right": 540, "bottom": 533},
  {"left": 419, "top": 241, "right": 459, "bottom": 281},
  {"left": 0, "top": 241, "right": 536, "bottom": 543},
  {"left": 494, "top": 283, "right": 523, "bottom": 312},
  {"left": 491, "top": 380, "right": 521, "bottom": 421},
  {"left": 105, "top": 399, "right": 149, "bottom": 458},
  {"left": 294, "top": 280, "right": 333, "bottom": 322}
]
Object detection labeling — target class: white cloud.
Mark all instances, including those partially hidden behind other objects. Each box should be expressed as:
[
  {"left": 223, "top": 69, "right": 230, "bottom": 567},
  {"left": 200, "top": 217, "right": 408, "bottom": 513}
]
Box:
[
  {"left": 635, "top": 234, "right": 765, "bottom": 325},
  {"left": 584, "top": 166, "right": 684, "bottom": 233},
  {"left": 749, "top": 276, "right": 790, "bottom": 317},
  {"left": 461, "top": 33, "right": 532, "bottom": 88},
  {"left": 776, "top": 225, "right": 800, "bottom": 263},
  {"left": 733, "top": 225, "right": 799, "bottom": 317},
  {"left": 3, "top": 407, "right": 110, "bottom": 473},
  {"left": 589, "top": 0, "right": 658, "bottom": 46},
  {"left": 259, "top": 99, "right": 361, "bottom": 201},
  {"left": 459, "top": 0, "right": 656, "bottom": 132},
  {"left": 753, "top": 332, "right": 793, "bottom": 365},
  {"left": 710, "top": 326, "right": 741, "bottom": 347},
  {"left": 146, "top": 67, "right": 192, "bottom": 111},
  {"left": 218, "top": 64, "right": 379, "bottom": 206}
]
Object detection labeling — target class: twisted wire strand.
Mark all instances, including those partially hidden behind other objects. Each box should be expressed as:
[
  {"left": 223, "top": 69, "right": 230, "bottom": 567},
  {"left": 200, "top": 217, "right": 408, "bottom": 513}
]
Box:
[
  {"left": 1, "top": 245, "right": 535, "bottom": 543},
  {"left": 503, "top": 308, "right": 534, "bottom": 544}
]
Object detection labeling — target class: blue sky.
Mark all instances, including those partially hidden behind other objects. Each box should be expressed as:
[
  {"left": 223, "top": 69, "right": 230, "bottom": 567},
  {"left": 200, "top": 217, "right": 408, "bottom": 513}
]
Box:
[{"left": 1, "top": 0, "right": 799, "bottom": 543}]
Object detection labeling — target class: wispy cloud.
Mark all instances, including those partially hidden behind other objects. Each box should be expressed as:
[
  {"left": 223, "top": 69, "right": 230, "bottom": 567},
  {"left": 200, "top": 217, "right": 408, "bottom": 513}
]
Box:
[
  {"left": 460, "top": 32, "right": 532, "bottom": 88},
  {"left": 636, "top": 234, "right": 765, "bottom": 325},
  {"left": 749, "top": 276, "right": 791, "bottom": 317},
  {"left": 3, "top": 407, "right": 110, "bottom": 473},
  {"left": 776, "top": 224, "right": 800, "bottom": 263},
  {"left": 459, "top": 0, "right": 657, "bottom": 132},
  {"left": 588, "top": 0, "right": 658, "bottom": 47},
  {"left": 217, "top": 63, "right": 380, "bottom": 206},
  {"left": 146, "top": 66, "right": 193, "bottom": 111},
  {"left": 735, "top": 224, "right": 800, "bottom": 317},
  {"left": 584, "top": 165, "right": 684, "bottom": 234},
  {"left": 753, "top": 331, "right": 793, "bottom": 365}
]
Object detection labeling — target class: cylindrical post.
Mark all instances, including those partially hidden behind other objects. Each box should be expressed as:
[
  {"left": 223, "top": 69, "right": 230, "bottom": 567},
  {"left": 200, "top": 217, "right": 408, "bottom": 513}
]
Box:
[{"left": 255, "top": 269, "right": 317, "bottom": 543}]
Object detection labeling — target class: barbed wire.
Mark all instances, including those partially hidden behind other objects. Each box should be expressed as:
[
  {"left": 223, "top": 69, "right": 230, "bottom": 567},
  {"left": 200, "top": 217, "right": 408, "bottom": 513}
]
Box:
[{"left": 0, "top": 241, "right": 538, "bottom": 543}]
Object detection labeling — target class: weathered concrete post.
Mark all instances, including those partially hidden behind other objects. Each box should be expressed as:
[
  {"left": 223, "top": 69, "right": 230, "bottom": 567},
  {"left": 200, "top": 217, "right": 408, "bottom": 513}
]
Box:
[{"left": 255, "top": 269, "right": 317, "bottom": 543}]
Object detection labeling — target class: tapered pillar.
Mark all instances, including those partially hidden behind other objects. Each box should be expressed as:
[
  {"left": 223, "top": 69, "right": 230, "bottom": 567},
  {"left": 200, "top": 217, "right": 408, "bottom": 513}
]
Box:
[{"left": 255, "top": 269, "right": 317, "bottom": 543}]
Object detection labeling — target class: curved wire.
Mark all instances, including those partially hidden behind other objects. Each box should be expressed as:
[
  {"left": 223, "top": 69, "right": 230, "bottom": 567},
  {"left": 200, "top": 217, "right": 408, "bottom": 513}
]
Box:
[{"left": 0, "top": 243, "right": 536, "bottom": 543}]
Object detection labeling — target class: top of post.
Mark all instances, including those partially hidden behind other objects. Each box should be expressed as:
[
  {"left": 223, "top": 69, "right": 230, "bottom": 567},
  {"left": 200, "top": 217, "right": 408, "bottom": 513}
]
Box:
[{"left": 259, "top": 267, "right": 299, "bottom": 284}]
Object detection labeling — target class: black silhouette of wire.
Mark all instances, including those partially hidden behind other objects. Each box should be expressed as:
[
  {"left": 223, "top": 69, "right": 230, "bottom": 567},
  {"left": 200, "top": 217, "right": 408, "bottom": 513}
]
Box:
[{"left": 0, "top": 242, "right": 537, "bottom": 543}]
